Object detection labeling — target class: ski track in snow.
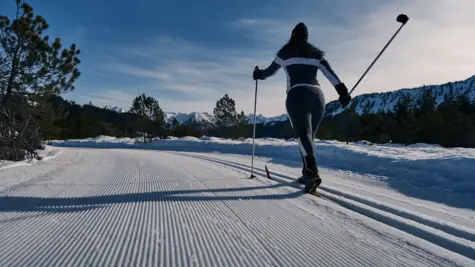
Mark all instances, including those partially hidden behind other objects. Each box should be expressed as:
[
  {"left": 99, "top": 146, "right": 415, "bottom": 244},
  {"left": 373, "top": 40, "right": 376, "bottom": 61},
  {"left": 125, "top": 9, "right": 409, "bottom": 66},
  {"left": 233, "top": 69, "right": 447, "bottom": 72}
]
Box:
[
  {"left": 0, "top": 148, "right": 474, "bottom": 267},
  {"left": 181, "top": 153, "right": 475, "bottom": 262}
]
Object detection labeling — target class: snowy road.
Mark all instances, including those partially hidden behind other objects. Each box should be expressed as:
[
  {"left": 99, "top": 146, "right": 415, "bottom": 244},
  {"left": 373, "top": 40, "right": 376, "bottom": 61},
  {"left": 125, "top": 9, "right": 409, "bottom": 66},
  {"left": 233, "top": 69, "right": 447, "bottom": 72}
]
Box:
[{"left": 1, "top": 148, "right": 474, "bottom": 267}]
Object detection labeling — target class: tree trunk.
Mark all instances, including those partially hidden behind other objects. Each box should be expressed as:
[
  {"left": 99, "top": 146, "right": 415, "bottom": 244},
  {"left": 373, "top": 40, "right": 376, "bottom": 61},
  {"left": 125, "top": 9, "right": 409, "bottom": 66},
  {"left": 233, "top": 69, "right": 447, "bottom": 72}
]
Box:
[{"left": 3, "top": 51, "right": 18, "bottom": 106}]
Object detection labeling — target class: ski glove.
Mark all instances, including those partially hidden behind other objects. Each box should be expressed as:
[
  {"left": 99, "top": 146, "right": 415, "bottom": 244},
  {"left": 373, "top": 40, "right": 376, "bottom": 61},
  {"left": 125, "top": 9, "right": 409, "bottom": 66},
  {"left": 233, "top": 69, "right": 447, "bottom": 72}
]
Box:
[
  {"left": 253, "top": 67, "right": 263, "bottom": 80},
  {"left": 335, "top": 83, "right": 352, "bottom": 108},
  {"left": 339, "top": 94, "right": 352, "bottom": 109}
]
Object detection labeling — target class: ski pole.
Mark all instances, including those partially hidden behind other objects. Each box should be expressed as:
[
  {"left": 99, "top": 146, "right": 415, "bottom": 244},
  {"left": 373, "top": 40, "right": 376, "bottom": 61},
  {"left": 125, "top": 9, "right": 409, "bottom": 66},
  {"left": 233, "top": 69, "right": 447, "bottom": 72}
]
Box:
[
  {"left": 250, "top": 66, "right": 258, "bottom": 178},
  {"left": 349, "top": 14, "right": 409, "bottom": 95}
]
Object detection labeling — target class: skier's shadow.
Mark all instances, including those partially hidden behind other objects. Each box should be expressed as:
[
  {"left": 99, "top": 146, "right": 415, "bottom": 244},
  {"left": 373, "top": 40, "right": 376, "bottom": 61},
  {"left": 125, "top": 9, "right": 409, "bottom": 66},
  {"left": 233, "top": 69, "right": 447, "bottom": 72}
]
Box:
[{"left": 0, "top": 182, "right": 305, "bottom": 214}]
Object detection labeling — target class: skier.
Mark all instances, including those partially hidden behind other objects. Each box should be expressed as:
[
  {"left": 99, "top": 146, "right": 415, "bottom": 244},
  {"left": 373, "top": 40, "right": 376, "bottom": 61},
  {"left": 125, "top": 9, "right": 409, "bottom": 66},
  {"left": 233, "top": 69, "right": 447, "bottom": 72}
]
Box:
[{"left": 253, "top": 22, "right": 351, "bottom": 193}]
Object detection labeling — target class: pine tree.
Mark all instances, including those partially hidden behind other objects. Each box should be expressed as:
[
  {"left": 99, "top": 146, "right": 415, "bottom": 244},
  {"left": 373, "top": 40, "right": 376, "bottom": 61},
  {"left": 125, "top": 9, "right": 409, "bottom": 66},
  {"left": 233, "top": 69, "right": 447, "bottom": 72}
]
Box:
[
  {"left": 230, "top": 111, "right": 250, "bottom": 139},
  {"left": 394, "top": 94, "right": 412, "bottom": 119},
  {"left": 456, "top": 95, "right": 475, "bottom": 115},
  {"left": 171, "top": 118, "right": 180, "bottom": 128},
  {"left": 417, "top": 89, "right": 436, "bottom": 114},
  {"left": 130, "top": 94, "right": 165, "bottom": 125},
  {"left": 0, "top": 0, "right": 81, "bottom": 105},
  {"left": 130, "top": 93, "right": 166, "bottom": 142},
  {"left": 213, "top": 94, "right": 238, "bottom": 127},
  {"left": 414, "top": 89, "right": 441, "bottom": 144},
  {"left": 1, "top": 0, "right": 81, "bottom": 161},
  {"left": 236, "top": 111, "right": 248, "bottom": 125}
]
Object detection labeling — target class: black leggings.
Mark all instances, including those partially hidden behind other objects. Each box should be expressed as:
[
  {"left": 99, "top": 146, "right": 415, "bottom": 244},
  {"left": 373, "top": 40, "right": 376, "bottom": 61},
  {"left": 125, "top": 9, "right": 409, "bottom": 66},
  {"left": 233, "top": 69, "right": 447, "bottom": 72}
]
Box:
[{"left": 285, "top": 85, "right": 326, "bottom": 173}]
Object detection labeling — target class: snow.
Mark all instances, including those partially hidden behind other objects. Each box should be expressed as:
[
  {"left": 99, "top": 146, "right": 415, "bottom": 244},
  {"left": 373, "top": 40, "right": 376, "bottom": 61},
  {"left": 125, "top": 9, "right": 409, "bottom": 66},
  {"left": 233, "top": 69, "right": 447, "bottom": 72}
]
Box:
[
  {"left": 178, "top": 152, "right": 475, "bottom": 264},
  {"left": 247, "top": 113, "right": 289, "bottom": 124},
  {"left": 104, "top": 105, "right": 127, "bottom": 113},
  {"left": 1, "top": 146, "right": 474, "bottom": 266},
  {"left": 0, "top": 145, "right": 61, "bottom": 170},
  {"left": 163, "top": 111, "right": 289, "bottom": 125},
  {"left": 111, "top": 106, "right": 126, "bottom": 113},
  {"left": 48, "top": 136, "right": 475, "bottom": 198},
  {"left": 3, "top": 135, "right": 475, "bottom": 266}
]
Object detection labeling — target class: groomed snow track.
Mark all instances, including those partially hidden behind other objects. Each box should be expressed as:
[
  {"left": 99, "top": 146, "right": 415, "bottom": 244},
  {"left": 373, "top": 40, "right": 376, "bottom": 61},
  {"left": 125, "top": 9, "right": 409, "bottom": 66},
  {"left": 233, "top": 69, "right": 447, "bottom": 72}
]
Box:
[
  {"left": 0, "top": 148, "right": 474, "bottom": 267},
  {"left": 185, "top": 153, "right": 475, "bottom": 261}
]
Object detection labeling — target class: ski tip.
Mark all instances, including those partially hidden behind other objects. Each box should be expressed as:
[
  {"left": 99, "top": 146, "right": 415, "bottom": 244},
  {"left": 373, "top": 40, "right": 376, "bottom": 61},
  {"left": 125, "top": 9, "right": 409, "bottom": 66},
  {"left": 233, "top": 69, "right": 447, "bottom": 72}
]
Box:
[{"left": 265, "top": 165, "right": 271, "bottom": 179}]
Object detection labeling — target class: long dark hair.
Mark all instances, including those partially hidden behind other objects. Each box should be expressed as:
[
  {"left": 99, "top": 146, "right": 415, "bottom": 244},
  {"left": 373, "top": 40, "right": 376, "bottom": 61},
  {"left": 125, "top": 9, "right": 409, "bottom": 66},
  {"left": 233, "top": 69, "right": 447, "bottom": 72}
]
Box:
[{"left": 279, "top": 23, "right": 324, "bottom": 58}]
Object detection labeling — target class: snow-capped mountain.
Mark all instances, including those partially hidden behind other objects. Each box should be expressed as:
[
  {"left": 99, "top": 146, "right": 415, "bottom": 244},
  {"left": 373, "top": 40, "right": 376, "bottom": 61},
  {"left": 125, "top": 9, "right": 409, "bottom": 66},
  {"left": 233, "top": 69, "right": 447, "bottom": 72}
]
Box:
[
  {"left": 164, "top": 112, "right": 289, "bottom": 125},
  {"left": 165, "top": 112, "right": 214, "bottom": 125},
  {"left": 104, "top": 105, "right": 127, "bottom": 113},
  {"left": 112, "top": 106, "right": 127, "bottom": 113},
  {"left": 325, "top": 74, "right": 475, "bottom": 117},
  {"left": 247, "top": 114, "right": 288, "bottom": 124}
]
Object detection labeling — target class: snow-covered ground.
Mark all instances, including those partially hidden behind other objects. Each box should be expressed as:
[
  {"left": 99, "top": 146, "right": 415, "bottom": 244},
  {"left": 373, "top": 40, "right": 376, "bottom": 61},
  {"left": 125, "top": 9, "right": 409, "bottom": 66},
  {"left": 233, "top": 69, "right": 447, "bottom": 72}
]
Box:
[
  {"left": 1, "top": 136, "right": 475, "bottom": 266},
  {"left": 49, "top": 136, "right": 475, "bottom": 201},
  {"left": 0, "top": 146, "right": 62, "bottom": 170}
]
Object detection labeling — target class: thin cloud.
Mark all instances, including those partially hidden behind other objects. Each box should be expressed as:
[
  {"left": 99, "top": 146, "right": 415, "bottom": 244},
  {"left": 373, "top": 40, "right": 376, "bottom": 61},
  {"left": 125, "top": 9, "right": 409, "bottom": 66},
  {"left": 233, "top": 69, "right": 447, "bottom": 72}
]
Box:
[
  {"left": 97, "top": 37, "right": 282, "bottom": 114},
  {"left": 100, "top": 61, "right": 172, "bottom": 82},
  {"left": 84, "top": 90, "right": 137, "bottom": 109}
]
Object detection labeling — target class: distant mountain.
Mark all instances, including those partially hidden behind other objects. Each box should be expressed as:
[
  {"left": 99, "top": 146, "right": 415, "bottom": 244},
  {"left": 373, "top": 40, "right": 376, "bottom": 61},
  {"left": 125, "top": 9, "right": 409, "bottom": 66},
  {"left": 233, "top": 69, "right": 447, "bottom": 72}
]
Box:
[
  {"left": 164, "top": 112, "right": 214, "bottom": 125},
  {"left": 247, "top": 114, "right": 288, "bottom": 125},
  {"left": 104, "top": 105, "right": 127, "bottom": 113},
  {"left": 164, "top": 112, "right": 289, "bottom": 126},
  {"left": 106, "top": 74, "right": 475, "bottom": 125},
  {"left": 325, "top": 74, "right": 475, "bottom": 116}
]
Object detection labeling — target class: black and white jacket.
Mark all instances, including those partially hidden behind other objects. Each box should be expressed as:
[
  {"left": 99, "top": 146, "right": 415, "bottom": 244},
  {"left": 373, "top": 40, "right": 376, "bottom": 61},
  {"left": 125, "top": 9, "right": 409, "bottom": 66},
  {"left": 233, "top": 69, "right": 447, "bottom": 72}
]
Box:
[{"left": 258, "top": 45, "right": 343, "bottom": 93}]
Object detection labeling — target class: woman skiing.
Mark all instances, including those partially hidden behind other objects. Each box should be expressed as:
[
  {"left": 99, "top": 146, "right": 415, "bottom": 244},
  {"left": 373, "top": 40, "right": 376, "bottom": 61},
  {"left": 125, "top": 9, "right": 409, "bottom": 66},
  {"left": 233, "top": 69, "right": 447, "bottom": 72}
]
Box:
[{"left": 253, "top": 22, "right": 351, "bottom": 193}]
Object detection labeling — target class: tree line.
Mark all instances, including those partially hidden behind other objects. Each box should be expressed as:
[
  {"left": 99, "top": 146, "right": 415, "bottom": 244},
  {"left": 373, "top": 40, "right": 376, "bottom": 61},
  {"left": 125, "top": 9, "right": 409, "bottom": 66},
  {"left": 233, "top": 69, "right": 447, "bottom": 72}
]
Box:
[
  {"left": 38, "top": 92, "right": 253, "bottom": 142},
  {"left": 159, "top": 89, "right": 475, "bottom": 149},
  {"left": 34, "top": 88, "right": 475, "bottom": 150}
]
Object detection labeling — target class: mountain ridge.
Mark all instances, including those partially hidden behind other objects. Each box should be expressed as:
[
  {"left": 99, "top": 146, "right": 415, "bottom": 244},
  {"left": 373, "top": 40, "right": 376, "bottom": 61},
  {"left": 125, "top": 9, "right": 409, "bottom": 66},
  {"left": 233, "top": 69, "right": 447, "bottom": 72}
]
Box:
[
  {"left": 325, "top": 74, "right": 475, "bottom": 117},
  {"left": 107, "top": 74, "right": 475, "bottom": 125}
]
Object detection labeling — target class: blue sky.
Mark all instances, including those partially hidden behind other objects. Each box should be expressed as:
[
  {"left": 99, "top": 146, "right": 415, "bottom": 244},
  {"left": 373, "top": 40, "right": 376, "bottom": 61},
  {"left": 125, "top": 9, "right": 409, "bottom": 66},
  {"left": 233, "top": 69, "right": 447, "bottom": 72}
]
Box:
[{"left": 2, "top": 0, "right": 475, "bottom": 116}]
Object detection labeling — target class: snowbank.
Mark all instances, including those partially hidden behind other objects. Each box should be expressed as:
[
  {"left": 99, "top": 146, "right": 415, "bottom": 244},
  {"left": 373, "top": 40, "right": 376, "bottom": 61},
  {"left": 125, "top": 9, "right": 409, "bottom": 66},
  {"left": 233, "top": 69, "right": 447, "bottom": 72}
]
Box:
[
  {"left": 0, "top": 146, "right": 62, "bottom": 170},
  {"left": 48, "top": 136, "right": 475, "bottom": 195}
]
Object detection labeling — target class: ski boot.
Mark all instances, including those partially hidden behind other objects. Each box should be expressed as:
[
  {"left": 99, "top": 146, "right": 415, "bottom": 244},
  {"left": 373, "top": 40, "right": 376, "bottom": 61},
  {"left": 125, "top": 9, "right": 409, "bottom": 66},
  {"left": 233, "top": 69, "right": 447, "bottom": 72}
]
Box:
[
  {"left": 304, "top": 171, "right": 322, "bottom": 194},
  {"left": 301, "top": 156, "right": 322, "bottom": 193}
]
